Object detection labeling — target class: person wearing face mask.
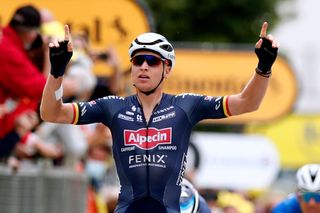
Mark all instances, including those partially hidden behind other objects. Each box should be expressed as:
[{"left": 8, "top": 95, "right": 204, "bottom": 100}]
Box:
[
  {"left": 85, "top": 144, "right": 110, "bottom": 192},
  {"left": 0, "top": 5, "right": 46, "bottom": 140}
]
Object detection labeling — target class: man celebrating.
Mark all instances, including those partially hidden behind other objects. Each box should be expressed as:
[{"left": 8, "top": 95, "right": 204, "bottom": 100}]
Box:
[{"left": 40, "top": 23, "right": 279, "bottom": 212}]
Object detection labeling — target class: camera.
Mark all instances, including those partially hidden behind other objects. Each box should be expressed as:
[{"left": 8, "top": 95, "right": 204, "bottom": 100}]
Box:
[{"left": 96, "top": 52, "right": 109, "bottom": 60}]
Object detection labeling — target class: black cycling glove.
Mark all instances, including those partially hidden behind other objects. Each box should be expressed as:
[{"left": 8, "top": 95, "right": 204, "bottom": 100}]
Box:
[
  {"left": 49, "top": 40, "right": 73, "bottom": 78},
  {"left": 255, "top": 37, "right": 278, "bottom": 78}
]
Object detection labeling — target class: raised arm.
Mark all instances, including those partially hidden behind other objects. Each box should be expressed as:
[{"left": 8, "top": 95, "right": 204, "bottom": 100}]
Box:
[
  {"left": 227, "top": 22, "right": 279, "bottom": 116},
  {"left": 40, "top": 25, "right": 74, "bottom": 123}
]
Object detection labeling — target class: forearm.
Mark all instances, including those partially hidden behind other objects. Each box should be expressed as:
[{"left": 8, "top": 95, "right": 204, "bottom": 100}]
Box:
[
  {"left": 40, "top": 75, "right": 65, "bottom": 122},
  {"left": 228, "top": 23, "right": 278, "bottom": 116},
  {"left": 40, "top": 27, "right": 74, "bottom": 123},
  {"left": 228, "top": 72, "right": 269, "bottom": 115}
]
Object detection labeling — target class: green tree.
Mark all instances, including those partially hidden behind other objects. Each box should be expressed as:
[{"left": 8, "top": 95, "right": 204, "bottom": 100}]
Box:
[{"left": 143, "top": 0, "right": 287, "bottom": 43}]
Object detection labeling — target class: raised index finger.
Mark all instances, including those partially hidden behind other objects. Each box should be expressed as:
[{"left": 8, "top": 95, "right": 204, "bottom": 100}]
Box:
[
  {"left": 64, "top": 25, "right": 70, "bottom": 41},
  {"left": 259, "top": 22, "right": 268, "bottom": 38}
]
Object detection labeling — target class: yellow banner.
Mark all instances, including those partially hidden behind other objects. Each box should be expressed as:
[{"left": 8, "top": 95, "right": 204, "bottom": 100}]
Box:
[
  {"left": 164, "top": 49, "right": 297, "bottom": 124},
  {"left": 246, "top": 114, "right": 320, "bottom": 168}
]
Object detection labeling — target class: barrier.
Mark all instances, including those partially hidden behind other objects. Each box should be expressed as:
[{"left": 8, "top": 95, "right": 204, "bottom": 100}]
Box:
[{"left": 0, "top": 165, "right": 88, "bottom": 213}]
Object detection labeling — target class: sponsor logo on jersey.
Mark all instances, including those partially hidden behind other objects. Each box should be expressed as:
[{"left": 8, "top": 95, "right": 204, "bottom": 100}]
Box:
[
  {"left": 176, "top": 152, "right": 187, "bottom": 186},
  {"left": 136, "top": 114, "right": 143, "bottom": 122},
  {"left": 118, "top": 113, "right": 134, "bottom": 122},
  {"left": 102, "top": 95, "right": 124, "bottom": 100},
  {"left": 175, "top": 93, "right": 203, "bottom": 99},
  {"left": 204, "top": 96, "right": 214, "bottom": 101},
  {"left": 88, "top": 100, "right": 97, "bottom": 106},
  {"left": 121, "top": 146, "right": 135, "bottom": 152},
  {"left": 154, "top": 106, "right": 174, "bottom": 115},
  {"left": 215, "top": 96, "right": 222, "bottom": 110},
  {"left": 81, "top": 105, "right": 87, "bottom": 116},
  {"left": 125, "top": 111, "right": 134, "bottom": 116},
  {"left": 128, "top": 154, "right": 167, "bottom": 168},
  {"left": 131, "top": 106, "right": 137, "bottom": 112},
  {"left": 152, "top": 112, "right": 176, "bottom": 123},
  {"left": 158, "top": 145, "right": 177, "bottom": 150},
  {"left": 124, "top": 127, "right": 172, "bottom": 150}
]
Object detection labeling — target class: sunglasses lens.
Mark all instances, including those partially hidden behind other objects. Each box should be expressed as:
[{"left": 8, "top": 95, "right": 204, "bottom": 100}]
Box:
[
  {"left": 301, "top": 192, "right": 320, "bottom": 202},
  {"left": 131, "top": 55, "right": 163, "bottom": 66}
]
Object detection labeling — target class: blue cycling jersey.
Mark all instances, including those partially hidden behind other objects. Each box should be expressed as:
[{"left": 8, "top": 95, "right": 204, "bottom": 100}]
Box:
[
  {"left": 272, "top": 194, "right": 302, "bottom": 213},
  {"left": 72, "top": 93, "right": 230, "bottom": 212}
]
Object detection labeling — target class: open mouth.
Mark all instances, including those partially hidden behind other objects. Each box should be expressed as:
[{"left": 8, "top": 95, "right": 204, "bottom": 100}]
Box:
[{"left": 138, "top": 74, "right": 150, "bottom": 79}]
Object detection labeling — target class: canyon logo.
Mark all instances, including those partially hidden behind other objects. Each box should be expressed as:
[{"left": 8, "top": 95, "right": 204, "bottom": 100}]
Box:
[{"left": 124, "top": 127, "right": 172, "bottom": 150}]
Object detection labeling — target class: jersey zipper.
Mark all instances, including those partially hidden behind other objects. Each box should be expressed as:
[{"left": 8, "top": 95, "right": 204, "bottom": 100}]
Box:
[{"left": 138, "top": 100, "right": 160, "bottom": 197}]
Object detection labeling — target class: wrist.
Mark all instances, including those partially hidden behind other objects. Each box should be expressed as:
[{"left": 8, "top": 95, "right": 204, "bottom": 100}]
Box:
[{"left": 255, "top": 68, "right": 271, "bottom": 78}]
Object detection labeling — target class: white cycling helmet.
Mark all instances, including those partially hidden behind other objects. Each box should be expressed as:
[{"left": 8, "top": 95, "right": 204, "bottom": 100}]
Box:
[
  {"left": 128, "top": 32, "right": 175, "bottom": 69},
  {"left": 297, "top": 164, "right": 320, "bottom": 192}
]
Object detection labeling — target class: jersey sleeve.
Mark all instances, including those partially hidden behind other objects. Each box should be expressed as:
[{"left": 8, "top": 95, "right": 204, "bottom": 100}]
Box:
[
  {"left": 71, "top": 96, "right": 126, "bottom": 127},
  {"left": 174, "top": 93, "right": 231, "bottom": 124}
]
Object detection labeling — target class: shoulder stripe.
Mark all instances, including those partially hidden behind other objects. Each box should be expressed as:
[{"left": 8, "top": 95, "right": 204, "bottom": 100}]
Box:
[
  {"left": 223, "top": 96, "right": 232, "bottom": 117},
  {"left": 71, "top": 103, "right": 79, "bottom": 124}
]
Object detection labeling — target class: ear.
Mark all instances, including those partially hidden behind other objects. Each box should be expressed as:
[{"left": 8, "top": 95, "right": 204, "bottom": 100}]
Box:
[{"left": 164, "top": 66, "right": 172, "bottom": 79}]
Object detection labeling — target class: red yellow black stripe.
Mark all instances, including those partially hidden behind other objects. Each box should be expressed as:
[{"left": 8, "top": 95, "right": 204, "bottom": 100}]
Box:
[
  {"left": 71, "top": 103, "right": 79, "bottom": 124},
  {"left": 223, "top": 96, "right": 232, "bottom": 117}
]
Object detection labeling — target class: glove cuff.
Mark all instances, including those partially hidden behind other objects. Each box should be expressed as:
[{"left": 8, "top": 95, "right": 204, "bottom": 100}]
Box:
[{"left": 255, "top": 68, "right": 271, "bottom": 78}]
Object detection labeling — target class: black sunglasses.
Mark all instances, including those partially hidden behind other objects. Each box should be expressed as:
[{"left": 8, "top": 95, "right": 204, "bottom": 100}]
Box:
[{"left": 131, "top": 55, "right": 166, "bottom": 66}]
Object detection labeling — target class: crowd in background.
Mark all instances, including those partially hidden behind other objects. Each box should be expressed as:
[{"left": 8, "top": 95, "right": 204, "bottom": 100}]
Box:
[
  {"left": 0, "top": 4, "right": 123, "bottom": 212},
  {"left": 0, "top": 4, "right": 315, "bottom": 213}
]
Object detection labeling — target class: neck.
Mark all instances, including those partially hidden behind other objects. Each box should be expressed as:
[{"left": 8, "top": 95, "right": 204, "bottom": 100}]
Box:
[{"left": 137, "top": 89, "right": 163, "bottom": 109}]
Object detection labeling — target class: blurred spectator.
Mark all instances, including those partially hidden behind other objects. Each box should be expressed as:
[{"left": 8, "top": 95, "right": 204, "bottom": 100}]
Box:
[
  {"left": 85, "top": 143, "right": 115, "bottom": 213},
  {"left": 89, "top": 45, "right": 122, "bottom": 99},
  {"left": 272, "top": 164, "right": 320, "bottom": 213},
  {"left": 0, "top": 110, "right": 39, "bottom": 158},
  {"left": 84, "top": 126, "right": 120, "bottom": 212},
  {"left": 216, "top": 191, "right": 255, "bottom": 213},
  {"left": 0, "top": 5, "right": 46, "bottom": 140},
  {"left": 67, "top": 30, "right": 122, "bottom": 100},
  {"left": 0, "top": 104, "right": 7, "bottom": 117},
  {"left": 0, "top": 25, "right": 2, "bottom": 40},
  {"left": 66, "top": 32, "right": 97, "bottom": 101}
]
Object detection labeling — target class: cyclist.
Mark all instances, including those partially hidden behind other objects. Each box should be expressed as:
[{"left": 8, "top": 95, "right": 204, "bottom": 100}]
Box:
[
  {"left": 40, "top": 23, "right": 278, "bottom": 213},
  {"left": 180, "top": 178, "right": 211, "bottom": 213},
  {"left": 272, "top": 164, "right": 320, "bottom": 213}
]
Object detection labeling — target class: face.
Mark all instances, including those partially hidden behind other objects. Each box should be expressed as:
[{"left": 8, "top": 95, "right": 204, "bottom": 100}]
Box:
[
  {"left": 298, "top": 192, "right": 320, "bottom": 213},
  {"left": 131, "top": 51, "right": 171, "bottom": 94},
  {"left": 20, "top": 28, "right": 40, "bottom": 50}
]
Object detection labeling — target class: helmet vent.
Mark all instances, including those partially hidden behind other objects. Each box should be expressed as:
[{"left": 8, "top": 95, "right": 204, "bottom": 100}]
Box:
[
  {"left": 310, "top": 171, "right": 317, "bottom": 182},
  {"left": 135, "top": 38, "right": 163, "bottom": 45},
  {"left": 160, "top": 44, "right": 173, "bottom": 52}
]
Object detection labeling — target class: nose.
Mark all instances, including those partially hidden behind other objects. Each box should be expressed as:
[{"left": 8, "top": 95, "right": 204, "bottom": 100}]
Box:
[
  {"left": 308, "top": 198, "right": 317, "bottom": 206},
  {"left": 140, "top": 60, "right": 149, "bottom": 69}
]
